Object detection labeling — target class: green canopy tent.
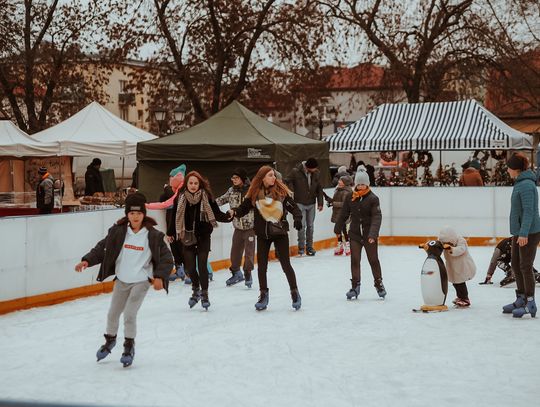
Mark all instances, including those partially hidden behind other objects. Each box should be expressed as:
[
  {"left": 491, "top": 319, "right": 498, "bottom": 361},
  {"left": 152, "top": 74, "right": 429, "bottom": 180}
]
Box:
[{"left": 137, "top": 101, "right": 329, "bottom": 200}]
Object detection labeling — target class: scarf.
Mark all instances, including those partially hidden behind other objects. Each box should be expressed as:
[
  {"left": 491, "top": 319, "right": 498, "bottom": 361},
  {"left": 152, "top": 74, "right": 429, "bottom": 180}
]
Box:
[
  {"left": 175, "top": 189, "right": 217, "bottom": 240},
  {"left": 351, "top": 187, "right": 370, "bottom": 201},
  {"left": 255, "top": 189, "right": 283, "bottom": 222}
]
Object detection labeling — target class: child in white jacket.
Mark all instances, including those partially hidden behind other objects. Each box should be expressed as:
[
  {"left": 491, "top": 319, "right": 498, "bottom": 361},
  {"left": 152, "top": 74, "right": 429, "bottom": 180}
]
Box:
[{"left": 438, "top": 226, "right": 477, "bottom": 307}]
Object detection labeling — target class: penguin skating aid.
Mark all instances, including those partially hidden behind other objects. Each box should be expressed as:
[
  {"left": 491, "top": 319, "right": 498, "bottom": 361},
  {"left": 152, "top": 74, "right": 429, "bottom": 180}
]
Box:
[{"left": 413, "top": 240, "right": 449, "bottom": 313}]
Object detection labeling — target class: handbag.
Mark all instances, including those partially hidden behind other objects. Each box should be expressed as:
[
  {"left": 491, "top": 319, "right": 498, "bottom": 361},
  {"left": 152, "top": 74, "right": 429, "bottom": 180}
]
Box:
[
  {"left": 181, "top": 219, "right": 198, "bottom": 246},
  {"left": 267, "top": 221, "right": 287, "bottom": 237}
]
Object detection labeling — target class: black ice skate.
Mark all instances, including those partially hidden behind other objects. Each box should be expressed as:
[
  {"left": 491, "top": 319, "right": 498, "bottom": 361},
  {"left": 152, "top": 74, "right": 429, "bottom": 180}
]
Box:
[
  {"left": 96, "top": 334, "right": 116, "bottom": 362},
  {"left": 375, "top": 279, "right": 387, "bottom": 299},
  {"left": 201, "top": 289, "right": 210, "bottom": 310}
]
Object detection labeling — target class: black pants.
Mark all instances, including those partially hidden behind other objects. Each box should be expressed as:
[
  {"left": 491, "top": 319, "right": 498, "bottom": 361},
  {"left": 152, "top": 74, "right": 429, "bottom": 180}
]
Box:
[
  {"left": 183, "top": 236, "right": 211, "bottom": 291},
  {"left": 453, "top": 282, "right": 469, "bottom": 300},
  {"left": 350, "top": 239, "right": 382, "bottom": 285},
  {"left": 170, "top": 239, "right": 184, "bottom": 266},
  {"left": 511, "top": 232, "right": 540, "bottom": 297},
  {"left": 257, "top": 234, "right": 297, "bottom": 291}
]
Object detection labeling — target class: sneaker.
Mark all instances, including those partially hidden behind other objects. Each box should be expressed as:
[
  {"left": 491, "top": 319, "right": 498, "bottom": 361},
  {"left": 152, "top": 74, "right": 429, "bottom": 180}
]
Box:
[
  {"left": 454, "top": 298, "right": 471, "bottom": 307},
  {"left": 306, "top": 247, "right": 316, "bottom": 256}
]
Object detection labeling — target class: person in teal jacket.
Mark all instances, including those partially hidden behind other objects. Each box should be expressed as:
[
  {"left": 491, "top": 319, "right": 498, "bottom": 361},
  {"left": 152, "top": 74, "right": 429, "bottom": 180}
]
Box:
[{"left": 502, "top": 153, "right": 540, "bottom": 318}]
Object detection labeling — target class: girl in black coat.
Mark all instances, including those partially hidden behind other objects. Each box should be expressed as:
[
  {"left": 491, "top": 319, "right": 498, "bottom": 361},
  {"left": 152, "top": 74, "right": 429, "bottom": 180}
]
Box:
[
  {"left": 175, "top": 171, "right": 230, "bottom": 310},
  {"left": 334, "top": 168, "right": 385, "bottom": 300},
  {"left": 232, "top": 165, "right": 303, "bottom": 311}
]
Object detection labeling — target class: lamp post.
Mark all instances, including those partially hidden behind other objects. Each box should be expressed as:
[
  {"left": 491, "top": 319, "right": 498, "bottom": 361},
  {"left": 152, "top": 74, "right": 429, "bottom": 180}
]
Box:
[
  {"left": 153, "top": 106, "right": 167, "bottom": 137},
  {"left": 317, "top": 105, "right": 338, "bottom": 140}
]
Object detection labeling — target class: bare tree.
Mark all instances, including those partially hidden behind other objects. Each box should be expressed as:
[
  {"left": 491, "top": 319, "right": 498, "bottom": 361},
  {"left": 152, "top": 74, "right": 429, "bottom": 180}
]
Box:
[
  {"left": 0, "top": 1, "right": 113, "bottom": 133},
  {"left": 323, "top": 0, "right": 478, "bottom": 103}
]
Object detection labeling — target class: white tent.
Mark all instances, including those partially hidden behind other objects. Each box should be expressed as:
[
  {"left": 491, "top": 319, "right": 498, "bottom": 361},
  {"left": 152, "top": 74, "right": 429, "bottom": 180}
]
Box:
[
  {"left": 0, "top": 119, "right": 59, "bottom": 157},
  {"left": 327, "top": 100, "right": 534, "bottom": 152},
  {"left": 32, "top": 101, "right": 157, "bottom": 156}
]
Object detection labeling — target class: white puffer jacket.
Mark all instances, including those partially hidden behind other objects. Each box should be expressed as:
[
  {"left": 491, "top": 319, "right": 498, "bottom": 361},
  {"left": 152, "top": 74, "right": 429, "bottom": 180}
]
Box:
[{"left": 438, "top": 226, "right": 477, "bottom": 284}]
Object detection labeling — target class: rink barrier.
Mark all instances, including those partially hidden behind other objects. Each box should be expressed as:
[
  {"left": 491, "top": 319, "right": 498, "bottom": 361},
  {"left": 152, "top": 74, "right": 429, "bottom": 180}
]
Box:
[{"left": 0, "top": 186, "right": 521, "bottom": 315}]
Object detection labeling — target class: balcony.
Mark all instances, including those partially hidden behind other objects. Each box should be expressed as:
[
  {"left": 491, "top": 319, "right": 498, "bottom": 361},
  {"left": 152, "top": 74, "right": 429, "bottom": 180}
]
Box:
[{"left": 118, "top": 93, "right": 135, "bottom": 106}]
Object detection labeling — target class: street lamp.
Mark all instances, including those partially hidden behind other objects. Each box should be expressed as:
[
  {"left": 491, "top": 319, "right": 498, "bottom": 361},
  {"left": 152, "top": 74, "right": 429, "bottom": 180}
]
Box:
[
  {"left": 317, "top": 105, "right": 338, "bottom": 140},
  {"left": 153, "top": 106, "right": 167, "bottom": 136},
  {"left": 173, "top": 108, "right": 186, "bottom": 123}
]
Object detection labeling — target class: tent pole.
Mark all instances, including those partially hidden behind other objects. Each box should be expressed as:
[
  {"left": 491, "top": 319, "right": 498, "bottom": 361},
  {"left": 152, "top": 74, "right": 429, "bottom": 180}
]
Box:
[{"left": 121, "top": 156, "right": 125, "bottom": 191}]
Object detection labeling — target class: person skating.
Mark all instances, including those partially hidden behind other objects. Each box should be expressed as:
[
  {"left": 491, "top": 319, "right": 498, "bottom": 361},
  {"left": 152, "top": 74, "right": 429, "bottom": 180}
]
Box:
[
  {"left": 325, "top": 175, "right": 353, "bottom": 256},
  {"left": 503, "top": 153, "right": 540, "bottom": 318},
  {"left": 334, "top": 167, "right": 385, "bottom": 300},
  {"left": 438, "top": 226, "right": 476, "bottom": 308},
  {"left": 216, "top": 168, "right": 256, "bottom": 288},
  {"left": 285, "top": 157, "right": 323, "bottom": 256},
  {"left": 230, "top": 166, "right": 303, "bottom": 311},
  {"left": 74, "top": 192, "right": 174, "bottom": 367},
  {"left": 175, "top": 171, "right": 231, "bottom": 310}
]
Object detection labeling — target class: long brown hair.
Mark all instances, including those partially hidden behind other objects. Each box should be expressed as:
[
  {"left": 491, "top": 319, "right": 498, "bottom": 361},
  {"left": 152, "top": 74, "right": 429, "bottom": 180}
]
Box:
[
  {"left": 246, "top": 165, "right": 291, "bottom": 205},
  {"left": 181, "top": 170, "right": 214, "bottom": 200}
]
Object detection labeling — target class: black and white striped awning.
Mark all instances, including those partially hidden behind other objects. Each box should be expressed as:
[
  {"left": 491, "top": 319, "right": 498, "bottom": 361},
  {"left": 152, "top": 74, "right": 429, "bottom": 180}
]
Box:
[{"left": 327, "top": 100, "right": 533, "bottom": 152}]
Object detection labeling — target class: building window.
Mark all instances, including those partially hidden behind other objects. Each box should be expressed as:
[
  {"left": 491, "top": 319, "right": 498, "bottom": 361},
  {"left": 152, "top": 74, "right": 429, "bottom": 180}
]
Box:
[
  {"left": 120, "top": 107, "right": 129, "bottom": 121},
  {"left": 119, "top": 80, "right": 128, "bottom": 93}
]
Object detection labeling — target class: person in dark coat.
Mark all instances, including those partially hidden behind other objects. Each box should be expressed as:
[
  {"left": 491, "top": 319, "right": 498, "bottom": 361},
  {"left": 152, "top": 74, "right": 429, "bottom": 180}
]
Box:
[
  {"left": 331, "top": 165, "right": 350, "bottom": 187},
  {"left": 325, "top": 175, "right": 353, "bottom": 255},
  {"left": 85, "top": 158, "right": 104, "bottom": 196},
  {"left": 334, "top": 167, "right": 385, "bottom": 300},
  {"left": 36, "top": 166, "right": 55, "bottom": 214},
  {"left": 285, "top": 157, "right": 323, "bottom": 256},
  {"left": 174, "top": 171, "right": 231, "bottom": 310},
  {"left": 502, "top": 153, "right": 540, "bottom": 318},
  {"left": 74, "top": 192, "right": 174, "bottom": 367},
  {"left": 231, "top": 165, "right": 303, "bottom": 311}
]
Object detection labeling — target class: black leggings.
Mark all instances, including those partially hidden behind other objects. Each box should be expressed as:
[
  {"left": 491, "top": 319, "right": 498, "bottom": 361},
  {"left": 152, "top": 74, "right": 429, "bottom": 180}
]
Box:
[
  {"left": 170, "top": 239, "right": 184, "bottom": 266},
  {"left": 257, "top": 234, "right": 298, "bottom": 291},
  {"left": 183, "top": 237, "right": 210, "bottom": 291},
  {"left": 350, "top": 239, "right": 382, "bottom": 285}
]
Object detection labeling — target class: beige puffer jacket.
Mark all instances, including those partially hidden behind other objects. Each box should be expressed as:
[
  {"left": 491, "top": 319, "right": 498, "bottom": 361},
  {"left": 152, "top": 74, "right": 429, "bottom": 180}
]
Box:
[{"left": 438, "top": 226, "right": 477, "bottom": 284}]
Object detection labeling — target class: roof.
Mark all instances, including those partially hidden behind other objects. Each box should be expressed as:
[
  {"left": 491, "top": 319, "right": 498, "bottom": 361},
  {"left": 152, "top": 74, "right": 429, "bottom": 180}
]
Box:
[
  {"left": 0, "top": 119, "right": 59, "bottom": 157},
  {"left": 326, "top": 100, "right": 533, "bottom": 152},
  {"left": 32, "top": 102, "right": 156, "bottom": 156}
]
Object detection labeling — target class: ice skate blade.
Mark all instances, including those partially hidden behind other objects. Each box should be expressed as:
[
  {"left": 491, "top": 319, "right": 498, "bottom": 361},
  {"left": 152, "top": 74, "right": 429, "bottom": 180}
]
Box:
[{"left": 413, "top": 304, "right": 448, "bottom": 313}]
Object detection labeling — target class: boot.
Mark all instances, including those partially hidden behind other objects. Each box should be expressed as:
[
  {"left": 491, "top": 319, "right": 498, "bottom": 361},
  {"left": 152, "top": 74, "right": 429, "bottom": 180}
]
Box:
[
  {"left": 201, "top": 290, "right": 210, "bottom": 310},
  {"left": 291, "top": 288, "right": 302, "bottom": 310},
  {"left": 96, "top": 334, "right": 116, "bottom": 361},
  {"left": 375, "top": 279, "right": 387, "bottom": 299},
  {"left": 120, "top": 338, "right": 135, "bottom": 367},
  {"left": 334, "top": 242, "right": 344, "bottom": 256},
  {"left": 512, "top": 296, "right": 537, "bottom": 318},
  {"left": 500, "top": 270, "right": 515, "bottom": 287},
  {"left": 226, "top": 270, "right": 244, "bottom": 286},
  {"left": 346, "top": 280, "right": 361, "bottom": 300},
  {"left": 188, "top": 288, "right": 201, "bottom": 308},
  {"left": 255, "top": 289, "right": 269, "bottom": 311},
  {"left": 344, "top": 241, "right": 351, "bottom": 256},
  {"left": 502, "top": 290, "right": 526, "bottom": 314},
  {"left": 244, "top": 270, "right": 253, "bottom": 288}
]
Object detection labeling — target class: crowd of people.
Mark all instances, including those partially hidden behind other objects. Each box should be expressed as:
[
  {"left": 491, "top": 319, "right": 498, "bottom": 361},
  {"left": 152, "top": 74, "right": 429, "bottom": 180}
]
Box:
[{"left": 71, "top": 152, "right": 538, "bottom": 367}]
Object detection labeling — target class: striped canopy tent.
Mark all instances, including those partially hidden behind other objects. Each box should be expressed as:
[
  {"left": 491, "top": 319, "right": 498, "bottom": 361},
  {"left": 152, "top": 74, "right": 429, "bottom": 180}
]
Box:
[{"left": 327, "top": 100, "right": 533, "bottom": 152}]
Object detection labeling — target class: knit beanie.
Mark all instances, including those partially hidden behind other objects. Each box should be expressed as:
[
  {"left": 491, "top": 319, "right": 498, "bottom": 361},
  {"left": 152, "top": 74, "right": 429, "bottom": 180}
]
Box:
[
  {"left": 125, "top": 192, "right": 147, "bottom": 215},
  {"left": 469, "top": 159, "right": 481, "bottom": 170},
  {"left": 38, "top": 166, "right": 48, "bottom": 175},
  {"left": 305, "top": 158, "right": 318, "bottom": 169},
  {"left": 354, "top": 165, "right": 370, "bottom": 186},
  {"left": 507, "top": 153, "right": 527, "bottom": 171},
  {"left": 337, "top": 165, "right": 347, "bottom": 174},
  {"left": 232, "top": 167, "right": 248, "bottom": 182},
  {"left": 91, "top": 158, "right": 102, "bottom": 166},
  {"left": 340, "top": 175, "right": 353, "bottom": 186},
  {"left": 169, "top": 164, "right": 186, "bottom": 177}
]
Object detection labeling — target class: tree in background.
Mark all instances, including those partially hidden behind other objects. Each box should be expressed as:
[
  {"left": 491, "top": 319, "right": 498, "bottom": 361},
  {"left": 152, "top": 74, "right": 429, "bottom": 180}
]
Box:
[{"left": 0, "top": 0, "right": 114, "bottom": 133}]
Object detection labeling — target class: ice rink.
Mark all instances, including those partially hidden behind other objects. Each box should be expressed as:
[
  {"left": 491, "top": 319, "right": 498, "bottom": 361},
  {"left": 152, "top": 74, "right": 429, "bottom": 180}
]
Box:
[{"left": 1, "top": 246, "right": 539, "bottom": 407}]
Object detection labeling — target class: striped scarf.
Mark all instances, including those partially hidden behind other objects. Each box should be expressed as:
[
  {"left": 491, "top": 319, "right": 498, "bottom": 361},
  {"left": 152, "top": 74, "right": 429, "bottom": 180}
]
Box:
[{"left": 175, "top": 189, "right": 217, "bottom": 240}]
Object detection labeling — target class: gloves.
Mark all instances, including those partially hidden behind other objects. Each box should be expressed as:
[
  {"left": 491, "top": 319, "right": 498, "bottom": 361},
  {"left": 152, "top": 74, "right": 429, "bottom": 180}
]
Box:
[{"left": 294, "top": 220, "right": 303, "bottom": 231}]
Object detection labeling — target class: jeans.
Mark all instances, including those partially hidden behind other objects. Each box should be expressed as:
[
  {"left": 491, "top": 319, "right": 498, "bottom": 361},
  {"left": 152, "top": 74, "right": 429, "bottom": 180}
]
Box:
[{"left": 297, "top": 203, "right": 316, "bottom": 250}]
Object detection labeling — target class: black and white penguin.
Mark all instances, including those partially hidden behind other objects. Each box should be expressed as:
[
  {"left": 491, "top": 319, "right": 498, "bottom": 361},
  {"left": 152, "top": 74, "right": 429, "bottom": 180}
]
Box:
[{"left": 416, "top": 240, "right": 449, "bottom": 312}]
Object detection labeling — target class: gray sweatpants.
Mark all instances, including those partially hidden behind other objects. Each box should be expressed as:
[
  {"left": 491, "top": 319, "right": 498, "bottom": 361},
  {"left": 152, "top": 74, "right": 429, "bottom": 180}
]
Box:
[
  {"left": 230, "top": 228, "right": 256, "bottom": 272},
  {"left": 106, "top": 279, "right": 150, "bottom": 339}
]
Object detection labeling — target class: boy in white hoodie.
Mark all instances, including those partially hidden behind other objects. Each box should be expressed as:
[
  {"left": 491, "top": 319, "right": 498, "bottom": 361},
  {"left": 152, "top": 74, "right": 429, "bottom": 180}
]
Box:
[{"left": 438, "top": 226, "right": 477, "bottom": 307}]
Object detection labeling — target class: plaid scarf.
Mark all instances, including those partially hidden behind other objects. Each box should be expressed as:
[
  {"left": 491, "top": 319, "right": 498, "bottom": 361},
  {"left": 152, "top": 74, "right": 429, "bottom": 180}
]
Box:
[{"left": 175, "top": 189, "right": 217, "bottom": 240}]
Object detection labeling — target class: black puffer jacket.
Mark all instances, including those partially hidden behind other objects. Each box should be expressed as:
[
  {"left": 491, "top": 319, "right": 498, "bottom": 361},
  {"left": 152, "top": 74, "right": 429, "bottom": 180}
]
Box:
[
  {"left": 82, "top": 218, "right": 174, "bottom": 293},
  {"left": 334, "top": 190, "right": 382, "bottom": 242},
  {"left": 285, "top": 163, "right": 323, "bottom": 206},
  {"left": 84, "top": 165, "right": 104, "bottom": 196}
]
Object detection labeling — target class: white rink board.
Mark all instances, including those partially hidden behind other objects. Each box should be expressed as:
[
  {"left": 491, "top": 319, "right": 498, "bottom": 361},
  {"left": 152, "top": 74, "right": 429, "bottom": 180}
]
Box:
[{"left": 0, "top": 187, "right": 518, "bottom": 302}]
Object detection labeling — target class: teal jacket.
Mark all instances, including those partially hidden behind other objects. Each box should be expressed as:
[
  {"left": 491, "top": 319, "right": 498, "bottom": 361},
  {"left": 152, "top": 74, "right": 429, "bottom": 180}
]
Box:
[{"left": 510, "top": 170, "right": 540, "bottom": 237}]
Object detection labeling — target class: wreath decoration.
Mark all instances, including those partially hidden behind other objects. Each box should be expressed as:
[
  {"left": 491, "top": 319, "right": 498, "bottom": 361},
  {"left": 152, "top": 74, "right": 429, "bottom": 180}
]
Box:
[
  {"left": 490, "top": 150, "right": 507, "bottom": 161},
  {"left": 416, "top": 151, "right": 433, "bottom": 168},
  {"left": 380, "top": 151, "right": 397, "bottom": 162},
  {"left": 407, "top": 151, "right": 421, "bottom": 169}
]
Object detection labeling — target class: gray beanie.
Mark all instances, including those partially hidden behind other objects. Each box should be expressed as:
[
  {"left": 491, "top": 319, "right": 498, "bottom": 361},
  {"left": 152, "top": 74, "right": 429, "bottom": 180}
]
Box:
[
  {"left": 340, "top": 175, "right": 353, "bottom": 186},
  {"left": 337, "top": 165, "right": 347, "bottom": 174},
  {"left": 354, "top": 165, "right": 370, "bottom": 186}
]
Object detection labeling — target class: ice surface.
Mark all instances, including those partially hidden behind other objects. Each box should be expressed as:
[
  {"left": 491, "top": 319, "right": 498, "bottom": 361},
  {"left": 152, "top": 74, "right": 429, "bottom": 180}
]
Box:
[{"left": 1, "top": 246, "right": 539, "bottom": 407}]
